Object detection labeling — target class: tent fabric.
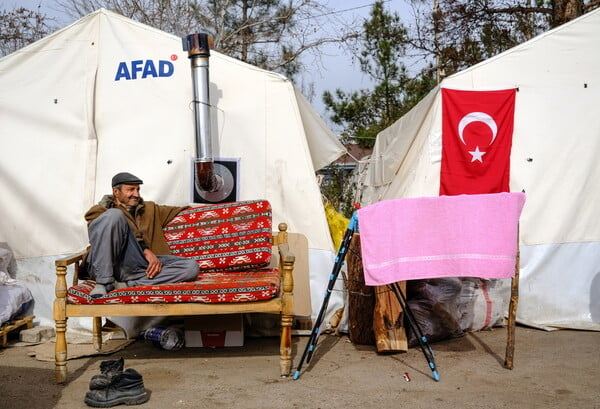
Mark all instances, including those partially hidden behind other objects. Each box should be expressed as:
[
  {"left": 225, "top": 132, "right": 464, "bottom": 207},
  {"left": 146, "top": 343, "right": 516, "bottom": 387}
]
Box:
[
  {"left": 0, "top": 9, "right": 346, "bottom": 328},
  {"left": 0, "top": 8, "right": 346, "bottom": 258},
  {"left": 294, "top": 88, "right": 348, "bottom": 171},
  {"left": 356, "top": 9, "right": 600, "bottom": 331}
]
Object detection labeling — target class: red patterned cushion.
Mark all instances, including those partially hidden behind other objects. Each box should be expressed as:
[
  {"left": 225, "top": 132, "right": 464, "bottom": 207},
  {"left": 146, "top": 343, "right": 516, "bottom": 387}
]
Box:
[
  {"left": 164, "top": 200, "right": 272, "bottom": 272},
  {"left": 67, "top": 269, "right": 280, "bottom": 305}
]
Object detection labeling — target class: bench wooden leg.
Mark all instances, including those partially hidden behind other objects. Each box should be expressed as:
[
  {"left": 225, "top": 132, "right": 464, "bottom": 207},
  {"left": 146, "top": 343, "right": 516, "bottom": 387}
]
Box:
[
  {"left": 93, "top": 317, "right": 103, "bottom": 351},
  {"left": 55, "top": 317, "right": 67, "bottom": 383},
  {"left": 54, "top": 263, "right": 68, "bottom": 383},
  {"left": 280, "top": 314, "right": 293, "bottom": 376}
]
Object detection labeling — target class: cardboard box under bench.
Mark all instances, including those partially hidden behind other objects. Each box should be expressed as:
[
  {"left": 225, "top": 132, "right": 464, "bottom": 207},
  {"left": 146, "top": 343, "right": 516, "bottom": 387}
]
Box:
[{"left": 184, "top": 314, "right": 244, "bottom": 347}]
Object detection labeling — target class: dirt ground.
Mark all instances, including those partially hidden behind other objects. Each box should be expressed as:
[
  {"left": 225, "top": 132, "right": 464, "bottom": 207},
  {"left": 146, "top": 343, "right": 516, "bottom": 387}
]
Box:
[{"left": 1, "top": 326, "right": 599, "bottom": 409}]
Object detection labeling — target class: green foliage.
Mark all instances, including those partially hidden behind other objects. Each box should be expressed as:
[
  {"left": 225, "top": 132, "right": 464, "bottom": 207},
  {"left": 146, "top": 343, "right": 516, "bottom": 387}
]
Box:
[
  {"left": 318, "top": 164, "right": 357, "bottom": 219},
  {"left": 322, "top": 1, "right": 411, "bottom": 149},
  {"left": 205, "top": 0, "right": 299, "bottom": 75}
]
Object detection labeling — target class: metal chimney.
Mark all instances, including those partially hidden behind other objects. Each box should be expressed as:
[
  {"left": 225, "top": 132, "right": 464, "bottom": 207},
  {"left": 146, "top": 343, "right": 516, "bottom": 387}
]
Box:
[{"left": 183, "top": 33, "right": 222, "bottom": 193}]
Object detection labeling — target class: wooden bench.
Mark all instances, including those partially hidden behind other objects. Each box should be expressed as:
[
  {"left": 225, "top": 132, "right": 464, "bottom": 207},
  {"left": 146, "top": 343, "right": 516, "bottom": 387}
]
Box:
[{"left": 53, "top": 222, "right": 297, "bottom": 383}]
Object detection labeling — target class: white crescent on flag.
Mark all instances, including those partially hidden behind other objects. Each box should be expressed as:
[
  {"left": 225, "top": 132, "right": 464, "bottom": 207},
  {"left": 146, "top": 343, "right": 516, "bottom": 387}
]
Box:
[{"left": 458, "top": 112, "right": 498, "bottom": 145}]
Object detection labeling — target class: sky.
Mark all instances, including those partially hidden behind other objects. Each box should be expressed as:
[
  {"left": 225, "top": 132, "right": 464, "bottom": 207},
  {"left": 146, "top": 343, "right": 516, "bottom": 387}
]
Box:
[
  {"left": 296, "top": 0, "right": 414, "bottom": 122},
  {"left": 8, "top": 0, "right": 414, "bottom": 127}
]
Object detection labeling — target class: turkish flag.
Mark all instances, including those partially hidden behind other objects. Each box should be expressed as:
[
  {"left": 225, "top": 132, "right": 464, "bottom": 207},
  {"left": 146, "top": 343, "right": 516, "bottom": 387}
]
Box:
[{"left": 440, "top": 88, "right": 516, "bottom": 195}]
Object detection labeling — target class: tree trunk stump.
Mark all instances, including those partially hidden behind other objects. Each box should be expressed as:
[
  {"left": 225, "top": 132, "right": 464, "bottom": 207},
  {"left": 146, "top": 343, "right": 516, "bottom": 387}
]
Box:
[{"left": 346, "top": 233, "right": 375, "bottom": 345}]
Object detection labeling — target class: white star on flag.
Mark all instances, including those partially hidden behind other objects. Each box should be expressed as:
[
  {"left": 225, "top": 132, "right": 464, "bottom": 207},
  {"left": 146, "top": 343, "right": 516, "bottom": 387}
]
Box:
[{"left": 469, "top": 146, "right": 486, "bottom": 162}]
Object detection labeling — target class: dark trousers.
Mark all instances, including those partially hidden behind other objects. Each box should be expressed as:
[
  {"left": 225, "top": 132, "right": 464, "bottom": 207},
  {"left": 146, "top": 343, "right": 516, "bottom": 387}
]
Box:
[{"left": 87, "top": 209, "right": 199, "bottom": 286}]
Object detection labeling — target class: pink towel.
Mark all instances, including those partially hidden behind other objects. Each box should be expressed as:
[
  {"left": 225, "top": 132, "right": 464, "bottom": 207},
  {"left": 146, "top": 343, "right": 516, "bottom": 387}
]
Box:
[{"left": 357, "top": 192, "right": 525, "bottom": 286}]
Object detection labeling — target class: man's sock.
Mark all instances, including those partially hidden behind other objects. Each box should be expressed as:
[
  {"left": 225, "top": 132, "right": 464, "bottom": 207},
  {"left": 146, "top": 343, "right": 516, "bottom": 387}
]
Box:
[
  {"left": 90, "top": 283, "right": 115, "bottom": 299},
  {"left": 114, "top": 281, "right": 128, "bottom": 290}
]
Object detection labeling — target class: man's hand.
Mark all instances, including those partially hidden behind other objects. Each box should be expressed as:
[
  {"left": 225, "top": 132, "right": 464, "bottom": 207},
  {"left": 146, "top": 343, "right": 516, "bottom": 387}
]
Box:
[{"left": 143, "top": 249, "right": 162, "bottom": 278}]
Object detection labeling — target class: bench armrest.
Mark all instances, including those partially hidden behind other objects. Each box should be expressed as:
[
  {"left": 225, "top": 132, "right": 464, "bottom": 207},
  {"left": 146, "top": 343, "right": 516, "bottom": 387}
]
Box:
[{"left": 55, "top": 249, "right": 88, "bottom": 287}]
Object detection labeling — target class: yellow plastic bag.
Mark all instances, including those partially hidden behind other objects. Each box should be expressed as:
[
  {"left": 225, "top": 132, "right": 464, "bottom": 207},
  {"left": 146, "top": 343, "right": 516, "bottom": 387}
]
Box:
[{"left": 324, "top": 203, "right": 349, "bottom": 251}]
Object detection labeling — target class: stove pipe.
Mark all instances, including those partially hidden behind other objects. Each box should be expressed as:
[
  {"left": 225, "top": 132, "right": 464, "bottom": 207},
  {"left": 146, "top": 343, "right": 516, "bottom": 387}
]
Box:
[{"left": 183, "top": 33, "right": 222, "bottom": 192}]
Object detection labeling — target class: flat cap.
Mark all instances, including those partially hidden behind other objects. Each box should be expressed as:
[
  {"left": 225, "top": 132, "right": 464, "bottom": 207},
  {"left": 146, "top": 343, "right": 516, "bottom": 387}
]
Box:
[{"left": 112, "top": 172, "right": 144, "bottom": 187}]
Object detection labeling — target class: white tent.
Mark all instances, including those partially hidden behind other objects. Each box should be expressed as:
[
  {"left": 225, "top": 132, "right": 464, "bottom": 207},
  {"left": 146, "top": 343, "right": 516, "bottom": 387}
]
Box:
[
  {"left": 356, "top": 9, "right": 600, "bottom": 331},
  {"left": 0, "top": 9, "right": 347, "bottom": 329}
]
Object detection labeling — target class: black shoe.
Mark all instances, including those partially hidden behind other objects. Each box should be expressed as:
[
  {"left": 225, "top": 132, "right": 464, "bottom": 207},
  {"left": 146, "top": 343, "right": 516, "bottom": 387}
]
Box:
[
  {"left": 84, "top": 368, "right": 148, "bottom": 407},
  {"left": 89, "top": 357, "right": 125, "bottom": 390}
]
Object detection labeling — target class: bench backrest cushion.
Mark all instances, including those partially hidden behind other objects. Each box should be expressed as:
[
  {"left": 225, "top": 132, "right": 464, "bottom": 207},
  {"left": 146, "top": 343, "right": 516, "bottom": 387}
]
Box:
[{"left": 163, "top": 200, "right": 272, "bottom": 272}]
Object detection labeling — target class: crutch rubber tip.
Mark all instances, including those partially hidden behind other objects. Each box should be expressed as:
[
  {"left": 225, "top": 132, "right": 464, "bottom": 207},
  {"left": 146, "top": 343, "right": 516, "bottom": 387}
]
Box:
[{"left": 293, "top": 371, "right": 301, "bottom": 380}]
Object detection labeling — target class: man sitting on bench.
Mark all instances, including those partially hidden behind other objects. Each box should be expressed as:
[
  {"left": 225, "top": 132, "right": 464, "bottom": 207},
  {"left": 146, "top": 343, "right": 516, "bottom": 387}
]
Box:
[{"left": 84, "top": 172, "right": 199, "bottom": 298}]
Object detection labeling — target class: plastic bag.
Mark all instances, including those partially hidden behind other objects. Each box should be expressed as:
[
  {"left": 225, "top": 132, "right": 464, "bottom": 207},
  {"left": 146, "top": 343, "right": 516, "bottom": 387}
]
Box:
[
  {"left": 457, "top": 278, "right": 510, "bottom": 331},
  {"left": 324, "top": 203, "right": 349, "bottom": 251},
  {"left": 405, "top": 278, "right": 464, "bottom": 347}
]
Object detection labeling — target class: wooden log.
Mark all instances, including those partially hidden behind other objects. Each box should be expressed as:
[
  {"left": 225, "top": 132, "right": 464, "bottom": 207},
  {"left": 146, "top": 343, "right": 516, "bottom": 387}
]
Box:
[
  {"left": 346, "top": 233, "right": 376, "bottom": 345},
  {"left": 373, "top": 281, "right": 408, "bottom": 354}
]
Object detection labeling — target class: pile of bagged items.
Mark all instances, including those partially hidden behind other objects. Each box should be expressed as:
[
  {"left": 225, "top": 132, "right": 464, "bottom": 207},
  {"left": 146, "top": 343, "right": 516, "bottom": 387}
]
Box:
[
  {"left": 84, "top": 357, "right": 149, "bottom": 407},
  {"left": 405, "top": 277, "right": 510, "bottom": 347},
  {"left": 0, "top": 244, "right": 33, "bottom": 329}
]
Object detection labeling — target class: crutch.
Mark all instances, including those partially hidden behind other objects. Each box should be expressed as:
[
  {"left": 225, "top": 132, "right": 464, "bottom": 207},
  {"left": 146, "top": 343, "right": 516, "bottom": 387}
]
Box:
[
  {"left": 388, "top": 281, "right": 440, "bottom": 381},
  {"left": 293, "top": 212, "right": 358, "bottom": 380}
]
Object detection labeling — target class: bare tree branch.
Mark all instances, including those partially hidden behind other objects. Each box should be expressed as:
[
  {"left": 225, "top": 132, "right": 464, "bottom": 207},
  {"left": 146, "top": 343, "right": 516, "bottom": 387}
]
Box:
[{"left": 53, "top": 0, "right": 359, "bottom": 80}]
